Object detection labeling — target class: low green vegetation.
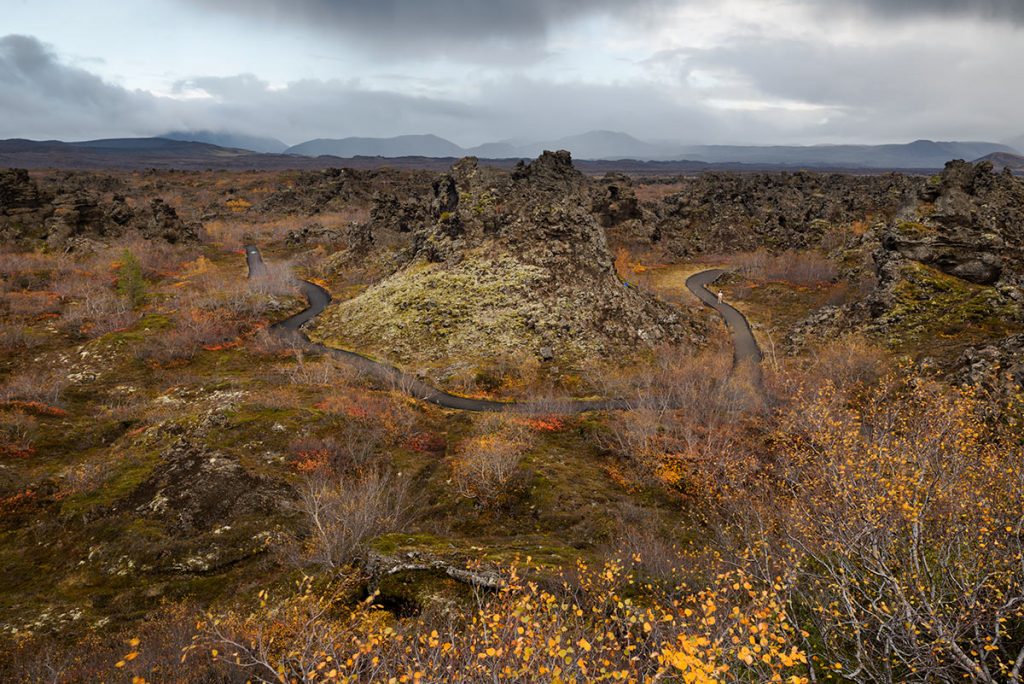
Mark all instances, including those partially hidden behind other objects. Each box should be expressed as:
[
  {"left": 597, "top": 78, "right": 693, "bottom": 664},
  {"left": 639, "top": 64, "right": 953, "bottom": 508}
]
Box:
[{"left": 882, "top": 260, "right": 1021, "bottom": 354}]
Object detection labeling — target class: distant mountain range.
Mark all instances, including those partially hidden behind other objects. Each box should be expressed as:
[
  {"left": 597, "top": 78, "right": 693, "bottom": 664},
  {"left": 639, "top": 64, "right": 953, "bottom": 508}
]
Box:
[
  {"left": 1, "top": 133, "right": 1021, "bottom": 173},
  {"left": 280, "top": 131, "right": 1016, "bottom": 169}
]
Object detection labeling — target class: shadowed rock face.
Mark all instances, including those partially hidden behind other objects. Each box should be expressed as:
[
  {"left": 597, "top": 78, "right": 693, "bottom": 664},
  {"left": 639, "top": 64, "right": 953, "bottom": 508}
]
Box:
[
  {"left": 0, "top": 169, "right": 47, "bottom": 212},
  {"left": 0, "top": 168, "right": 51, "bottom": 241},
  {"left": 310, "top": 151, "right": 704, "bottom": 364},
  {"left": 882, "top": 160, "right": 1024, "bottom": 286},
  {"left": 145, "top": 198, "right": 197, "bottom": 244}
]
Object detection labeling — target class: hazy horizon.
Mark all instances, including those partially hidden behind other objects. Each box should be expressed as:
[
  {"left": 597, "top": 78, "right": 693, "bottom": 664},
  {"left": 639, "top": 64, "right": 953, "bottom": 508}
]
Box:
[{"left": 2, "top": 0, "right": 1023, "bottom": 147}]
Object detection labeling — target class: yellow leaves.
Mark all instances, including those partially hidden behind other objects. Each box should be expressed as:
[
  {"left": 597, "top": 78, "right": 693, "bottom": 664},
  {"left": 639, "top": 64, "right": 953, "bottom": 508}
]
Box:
[{"left": 195, "top": 560, "right": 808, "bottom": 684}]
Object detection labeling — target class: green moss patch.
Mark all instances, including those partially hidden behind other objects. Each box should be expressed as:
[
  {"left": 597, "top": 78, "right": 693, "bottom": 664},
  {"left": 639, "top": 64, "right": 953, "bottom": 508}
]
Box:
[{"left": 881, "top": 261, "right": 1021, "bottom": 355}]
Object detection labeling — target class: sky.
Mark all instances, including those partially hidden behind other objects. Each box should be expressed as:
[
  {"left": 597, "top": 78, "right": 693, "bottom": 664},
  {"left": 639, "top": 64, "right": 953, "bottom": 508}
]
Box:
[{"left": 1, "top": 0, "right": 1023, "bottom": 147}]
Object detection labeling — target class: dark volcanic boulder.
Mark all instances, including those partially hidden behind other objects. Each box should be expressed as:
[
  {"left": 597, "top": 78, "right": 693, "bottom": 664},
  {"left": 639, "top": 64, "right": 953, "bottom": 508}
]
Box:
[
  {"left": 285, "top": 221, "right": 345, "bottom": 248},
  {"left": 593, "top": 174, "right": 643, "bottom": 229},
  {"left": 0, "top": 168, "right": 47, "bottom": 213},
  {"left": 144, "top": 198, "right": 197, "bottom": 243},
  {"left": 875, "top": 161, "right": 1024, "bottom": 287},
  {"left": 0, "top": 168, "right": 51, "bottom": 241}
]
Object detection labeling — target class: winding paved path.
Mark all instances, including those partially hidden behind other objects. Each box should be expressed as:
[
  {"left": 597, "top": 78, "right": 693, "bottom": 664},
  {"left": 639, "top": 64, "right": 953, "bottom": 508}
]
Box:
[
  {"left": 684, "top": 269, "right": 762, "bottom": 367},
  {"left": 246, "top": 246, "right": 760, "bottom": 413}
]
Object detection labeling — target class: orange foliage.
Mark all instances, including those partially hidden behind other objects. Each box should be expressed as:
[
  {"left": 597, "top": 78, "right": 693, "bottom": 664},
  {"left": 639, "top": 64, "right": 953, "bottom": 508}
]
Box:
[
  {"left": 0, "top": 400, "right": 67, "bottom": 417},
  {"left": 514, "top": 415, "right": 566, "bottom": 432},
  {"left": 293, "top": 449, "right": 331, "bottom": 473},
  {"left": 404, "top": 431, "right": 445, "bottom": 453},
  {"left": 0, "top": 489, "right": 36, "bottom": 515},
  {"left": 0, "top": 443, "right": 34, "bottom": 459},
  {"left": 201, "top": 339, "right": 242, "bottom": 352}
]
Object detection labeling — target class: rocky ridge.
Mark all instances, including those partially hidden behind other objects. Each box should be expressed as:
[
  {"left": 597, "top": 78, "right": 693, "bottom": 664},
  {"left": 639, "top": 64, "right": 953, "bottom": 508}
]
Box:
[{"left": 789, "top": 161, "right": 1024, "bottom": 366}]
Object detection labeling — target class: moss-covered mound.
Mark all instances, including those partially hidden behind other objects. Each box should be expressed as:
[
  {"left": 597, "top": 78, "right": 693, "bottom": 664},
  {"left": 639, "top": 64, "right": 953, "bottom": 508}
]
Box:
[{"left": 310, "top": 152, "right": 703, "bottom": 365}]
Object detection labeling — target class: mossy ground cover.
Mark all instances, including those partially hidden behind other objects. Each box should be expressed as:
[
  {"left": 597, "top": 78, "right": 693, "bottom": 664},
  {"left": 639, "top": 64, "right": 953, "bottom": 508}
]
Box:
[
  {"left": 0, "top": 231, "right": 883, "bottom": 648},
  {"left": 880, "top": 261, "right": 1022, "bottom": 357}
]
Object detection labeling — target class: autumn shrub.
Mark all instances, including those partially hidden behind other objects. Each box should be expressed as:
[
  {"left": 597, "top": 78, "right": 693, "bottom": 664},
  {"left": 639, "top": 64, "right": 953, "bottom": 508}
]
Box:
[
  {"left": 0, "top": 366, "right": 70, "bottom": 406},
  {"left": 0, "top": 326, "right": 46, "bottom": 352},
  {"left": 286, "top": 352, "right": 363, "bottom": 387},
  {"left": 62, "top": 288, "right": 139, "bottom": 336},
  {"left": 287, "top": 467, "right": 415, "bottom": 570},
  {"left": 727, "top": 248, "right": 838, "bottom": 286},
  {"left": 137, "top": 308, "right": 241, "bottom": 363},
  {"left": 0, "top": 409, "right": 37, "bottom": 460},
  {"left": 612, "top": 504, "right": 691, "bottom": 584},
  {"left": 594, "top": 345, "right": 755, "bottom": 492},
  {"left": 0, "top": 602, "right": 238, "bottom": 684},
  {"left": 0, "top": 290, "right": 61, "bottom": 319},
  {"left": 114, "top": 248, "right": 146, "bottom": 307},
  {"left": 698, "top": 370, "right": 1024, "bottom": 682},
  {"left": 288, "top": 422, "right": 384, "bottom": 474},
  {"left": 768, "top": 376, "right": 1024, "bottom": 682},
  {"left": 451, "top": 416, "right": 532, "bottom": 505},
  {"left": 203, "top": 559, "right": 808, "bottom": 684}
]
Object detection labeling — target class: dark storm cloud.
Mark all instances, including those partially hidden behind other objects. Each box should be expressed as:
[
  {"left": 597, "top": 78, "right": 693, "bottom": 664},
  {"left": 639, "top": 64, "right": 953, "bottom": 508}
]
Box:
[
  {"left": 0, "top": 35, "right": 140, "bottom": 116},
  {"left": 0, "top": 34, "right": 484, "bottom": 141},
  {"left": 188, "top": 0, "right": 1024, "bottom": 51},
  {"left": 0, "top": 34, "right": 160, "bottom": 138},
  {"left": 187, "top": 0, "right": 672, "bottom": 60},
  {"left": 831, "top": 0, "right": 1024, "bottom": 24}
]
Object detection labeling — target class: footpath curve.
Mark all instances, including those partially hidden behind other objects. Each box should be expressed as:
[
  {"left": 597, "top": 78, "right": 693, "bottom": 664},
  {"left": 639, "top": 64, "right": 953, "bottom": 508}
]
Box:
[
  {"left": 684, "top": 269, "right": 762, "bottom": 367},
  {"left": 246, "top": 246, "right": 759, "bottom": 413}
]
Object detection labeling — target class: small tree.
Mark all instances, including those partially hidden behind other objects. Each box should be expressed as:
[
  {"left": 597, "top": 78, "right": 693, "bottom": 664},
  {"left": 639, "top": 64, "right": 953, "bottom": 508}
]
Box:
[{"left": 116, "top": 249, "right": 146, "bottom": 307}]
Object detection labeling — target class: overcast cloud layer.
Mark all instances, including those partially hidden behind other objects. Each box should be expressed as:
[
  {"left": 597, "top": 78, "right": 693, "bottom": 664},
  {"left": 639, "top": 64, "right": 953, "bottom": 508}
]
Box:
[{"left": 1, "top": 0, "right": 1022, "bottom": 146}]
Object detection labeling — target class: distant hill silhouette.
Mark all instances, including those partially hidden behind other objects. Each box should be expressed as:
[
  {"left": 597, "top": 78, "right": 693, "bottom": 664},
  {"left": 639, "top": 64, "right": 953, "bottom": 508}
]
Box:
[
  {"left": 162, "top": 130, "right": 288, "bottom": 153},
  {"left": 286, "top": 135, "right": 464, "bottom": 158},
  {"left": 976, "top": 151, "right": 1024, "bottom": 174}
]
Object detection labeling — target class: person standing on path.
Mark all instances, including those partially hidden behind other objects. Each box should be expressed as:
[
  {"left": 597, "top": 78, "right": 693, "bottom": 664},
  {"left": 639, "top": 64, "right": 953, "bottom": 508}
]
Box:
[{"left": 717, "top": 290, "right": 724, "bottom": 304}]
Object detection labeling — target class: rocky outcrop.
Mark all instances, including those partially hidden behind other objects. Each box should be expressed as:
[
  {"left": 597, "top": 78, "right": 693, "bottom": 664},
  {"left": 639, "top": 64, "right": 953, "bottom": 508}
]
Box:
[
  {"left": 646, "top": 171, "right": 922, "bottom": 256},
  {"left": 0, "top": 168, "right": 47, "bottom": 213},
  {"left": 789, "top": 162, "right": 1024, "bottom": 362},
  {"left": 887, "top": 161, "right": 1024, "bottom": 286},
  {"left": 143, "top": 198, "right": 197, "bottom": 243},
  {"left": 592, "top": 174, "right": 643, "bottom": 229},
  {"left": 310, "top": 152, "right": 704, "bottom": 365},
  {"left": 120, "top": 436, "right": 285, "bottom": 534},
  {"left": 43, "top": 192, "right": 111, "bottom": 246},
  {"left": 953, "top": 334, "right": 1024, "bottom": 397},
  {"left": 257, "top": 167, "right": 434, "bottom": 215},
  {"left": 284, "top": 221, "right": 345, "bottom": 248},
  {"left": 0, "top": 169, "right": 51, "bottom": 241}
]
